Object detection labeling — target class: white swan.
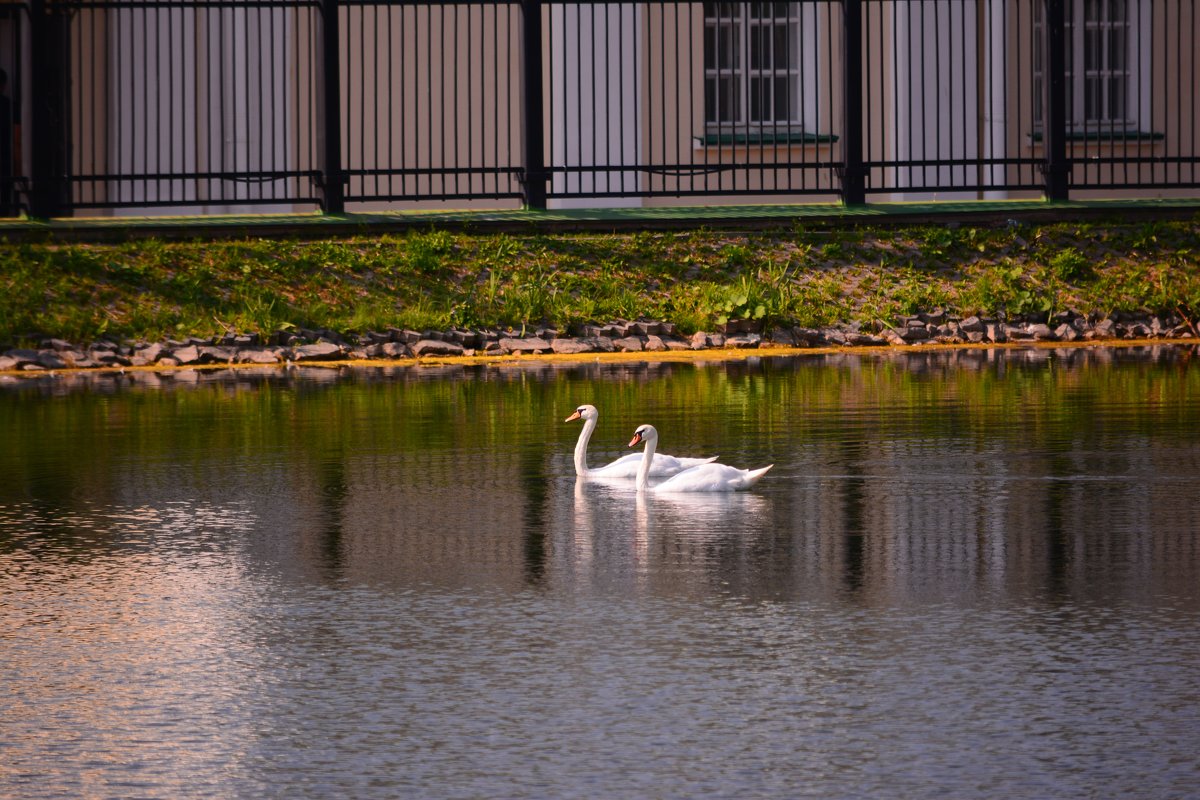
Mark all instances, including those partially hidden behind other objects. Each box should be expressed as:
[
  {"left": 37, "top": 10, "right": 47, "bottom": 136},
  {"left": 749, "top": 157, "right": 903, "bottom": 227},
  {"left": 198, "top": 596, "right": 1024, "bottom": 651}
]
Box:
[
  {"left": 565, "top": 405, "right": 717, "bottom": 478},
  {"left": 628, "top": 424, "right": 772, "bottom": 492}
]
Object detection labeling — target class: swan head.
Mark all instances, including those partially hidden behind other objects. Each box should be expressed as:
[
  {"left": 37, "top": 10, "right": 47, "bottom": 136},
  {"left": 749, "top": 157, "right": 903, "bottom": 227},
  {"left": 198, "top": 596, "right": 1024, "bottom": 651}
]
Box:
[
  {"left": 565, "top": 404, "right": 598, "bottom": 423},
  {"left": 628, "top": 424, "right": 658, "bottom": 448}
]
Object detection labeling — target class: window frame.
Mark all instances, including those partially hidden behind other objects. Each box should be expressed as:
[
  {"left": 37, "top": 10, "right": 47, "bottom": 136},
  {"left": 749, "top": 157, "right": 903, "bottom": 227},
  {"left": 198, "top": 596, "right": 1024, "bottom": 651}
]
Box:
[
  {"left": 1032, "top": 0, "right": 1151, "bottom": 133},
  {"left": 703, "top": 2, "right": 815, "bottom": 136}
]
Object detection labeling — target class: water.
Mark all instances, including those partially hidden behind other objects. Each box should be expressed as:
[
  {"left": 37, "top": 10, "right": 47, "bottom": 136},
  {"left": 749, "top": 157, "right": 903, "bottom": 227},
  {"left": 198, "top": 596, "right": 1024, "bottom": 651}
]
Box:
[{"left": 2, "top": 347, "right": 1199, "bottom": 799}]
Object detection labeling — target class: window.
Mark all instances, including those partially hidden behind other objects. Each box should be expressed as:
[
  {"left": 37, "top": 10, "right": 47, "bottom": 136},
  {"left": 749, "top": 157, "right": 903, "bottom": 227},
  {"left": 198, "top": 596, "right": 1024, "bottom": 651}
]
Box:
[
  {"left": 703, "top": 2, "right": 811, "bottom": 136},
  {"left": 1034, "top": 0, "right": 1147, "bottom": 131}
]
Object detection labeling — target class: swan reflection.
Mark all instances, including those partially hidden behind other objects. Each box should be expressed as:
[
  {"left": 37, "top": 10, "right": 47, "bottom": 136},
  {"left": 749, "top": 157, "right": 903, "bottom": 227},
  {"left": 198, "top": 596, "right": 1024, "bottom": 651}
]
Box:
[
  {"left": 634, "top": 490, "right": 770, "bottom": 538},
  {"left": 567, "top": 476, "right": 775, "bottom": 591}
]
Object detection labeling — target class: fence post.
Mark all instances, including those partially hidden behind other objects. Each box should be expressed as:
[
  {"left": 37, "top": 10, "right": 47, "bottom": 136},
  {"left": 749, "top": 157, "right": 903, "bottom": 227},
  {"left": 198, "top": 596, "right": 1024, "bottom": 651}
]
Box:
[
  {"left": 29, "top": 0, "right": 70, "bottom": 218},
  {"left": 1042, "top": 0, "right": 1069, "bottom": 200},
  {"left": 320, "top": 0, "right": 345, "bottom": 214},
  {"left": 839, "top": 0, "right": 866, "bottom": 205},
  {"left": 519, "top": 0, "right": 547, "bottom": 209}
]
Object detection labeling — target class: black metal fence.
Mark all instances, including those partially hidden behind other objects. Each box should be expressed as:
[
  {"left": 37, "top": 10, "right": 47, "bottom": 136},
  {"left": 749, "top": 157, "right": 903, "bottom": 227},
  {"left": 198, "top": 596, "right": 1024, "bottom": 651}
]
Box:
[{"left": 1, "top": 0, "right": 1197, "bottom": 217}]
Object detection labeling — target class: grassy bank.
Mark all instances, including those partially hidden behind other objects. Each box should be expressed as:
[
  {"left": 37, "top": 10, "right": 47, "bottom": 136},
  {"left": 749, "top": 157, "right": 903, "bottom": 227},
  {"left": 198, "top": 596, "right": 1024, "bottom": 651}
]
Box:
[{"left": 2, "top": 218, "right": 1198, "bottom": 347}]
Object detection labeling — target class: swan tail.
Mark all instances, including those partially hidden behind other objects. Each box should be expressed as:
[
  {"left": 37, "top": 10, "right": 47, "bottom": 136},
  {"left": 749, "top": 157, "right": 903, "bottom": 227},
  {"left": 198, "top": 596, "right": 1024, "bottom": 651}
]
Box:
[{"left": 740, "top": 464, "right": 774, "bottom": 488}]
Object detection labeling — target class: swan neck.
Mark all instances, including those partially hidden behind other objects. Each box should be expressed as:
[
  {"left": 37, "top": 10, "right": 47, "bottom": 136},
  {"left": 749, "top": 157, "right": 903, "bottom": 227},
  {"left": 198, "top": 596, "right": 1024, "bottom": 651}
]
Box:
[
  {"left": 636, "top": 435, "right": 656, "bottom": 491},
  {"left": 573, "top": 415, "right": 598, "bottom": 477}
]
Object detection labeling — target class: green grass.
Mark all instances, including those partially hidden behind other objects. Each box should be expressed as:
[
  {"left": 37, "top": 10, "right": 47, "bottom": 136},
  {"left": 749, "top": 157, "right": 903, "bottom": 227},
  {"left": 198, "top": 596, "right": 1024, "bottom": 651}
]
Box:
[{"left": 1, "top": 218, "right": 1198, "bottom": 347}]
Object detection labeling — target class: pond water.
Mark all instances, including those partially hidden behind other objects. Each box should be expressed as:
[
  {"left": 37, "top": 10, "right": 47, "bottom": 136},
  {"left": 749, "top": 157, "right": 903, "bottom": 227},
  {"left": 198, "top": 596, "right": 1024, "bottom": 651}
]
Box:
[{"left": 2, "top": 346, "right": 1199, "bottom": 799}]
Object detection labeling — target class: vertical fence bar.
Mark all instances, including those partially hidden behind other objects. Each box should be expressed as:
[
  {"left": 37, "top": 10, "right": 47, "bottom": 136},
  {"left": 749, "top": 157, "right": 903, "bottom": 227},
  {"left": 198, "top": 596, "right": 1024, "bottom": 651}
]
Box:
[
  {"left": 840, "top": 0, "right": 866, "bottom": 203},
  {"left": 1041, "top": 0, "right": 1068, "bottom": 200},
  {"left": 29, "top": 0, "right": 70, "bottom": 217},
  {"left": 520, "top": 0, "right": 546, "bottom": 208},
  {"left": 320, "top": 0, "right": 344, "bottom": 212}
]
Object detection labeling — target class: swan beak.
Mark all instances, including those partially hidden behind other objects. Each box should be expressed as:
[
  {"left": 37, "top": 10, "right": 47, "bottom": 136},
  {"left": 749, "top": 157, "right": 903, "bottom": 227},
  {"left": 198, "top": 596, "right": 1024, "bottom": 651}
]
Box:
[
  {"left": 564, "top": 410, "right": 583, "bottom": 423},
  {"left": 628, "top": 431, "right": 643, "bottom": 447}
]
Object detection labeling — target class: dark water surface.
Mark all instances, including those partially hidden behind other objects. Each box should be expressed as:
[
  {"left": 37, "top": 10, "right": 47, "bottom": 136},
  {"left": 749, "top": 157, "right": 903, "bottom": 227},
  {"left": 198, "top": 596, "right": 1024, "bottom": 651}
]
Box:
[{"left": 2, "top": 347, "right": 1199, "bottom": 799}]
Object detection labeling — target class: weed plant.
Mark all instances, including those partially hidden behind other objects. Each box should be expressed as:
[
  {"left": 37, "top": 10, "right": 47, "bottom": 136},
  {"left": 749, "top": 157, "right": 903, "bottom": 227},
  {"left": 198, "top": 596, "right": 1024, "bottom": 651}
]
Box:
[{"left": 1, "top": 218, "right": 1197, "bottom": 346}]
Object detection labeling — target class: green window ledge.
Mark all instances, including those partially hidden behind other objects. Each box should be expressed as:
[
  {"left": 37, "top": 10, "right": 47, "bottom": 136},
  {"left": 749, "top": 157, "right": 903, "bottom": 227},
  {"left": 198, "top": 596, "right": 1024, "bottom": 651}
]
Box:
[
  {"left": 1029, "top": 129, "right": 1165, "bottom": 143},
  {"left": 696, "top": 131, "right": 839, "bottom": 146}
]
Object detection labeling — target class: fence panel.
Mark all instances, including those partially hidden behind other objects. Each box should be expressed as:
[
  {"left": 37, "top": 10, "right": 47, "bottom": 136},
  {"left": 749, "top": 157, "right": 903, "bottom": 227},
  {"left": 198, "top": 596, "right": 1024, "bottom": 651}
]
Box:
[
  {"left": 60, "top": 0, "right": 323, "bottom": 213},
  {"left": 0, "top": 2, "right": 27, "bottom": 216},
  {"left": 340, "top": 0, "right": 524, "bottom": 205},
  {"left": 542, "top": 0, "right": 844, "bottom": 202},
  {"left": 3, "top": 0, "right": 1198, "bottom": 216},
  {"left": 862, "top": 0, "right": 1046, "bottom": 198},
  {"left": 1067, "top": 0, "right": 1200, "bottom": 194}
]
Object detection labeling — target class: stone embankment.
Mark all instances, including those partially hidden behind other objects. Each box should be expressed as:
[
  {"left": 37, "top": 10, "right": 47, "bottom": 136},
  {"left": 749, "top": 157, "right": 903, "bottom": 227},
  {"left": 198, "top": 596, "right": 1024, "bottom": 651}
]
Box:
[{"left": 0, "top": 311, "right": 1194, "bottom": 373}]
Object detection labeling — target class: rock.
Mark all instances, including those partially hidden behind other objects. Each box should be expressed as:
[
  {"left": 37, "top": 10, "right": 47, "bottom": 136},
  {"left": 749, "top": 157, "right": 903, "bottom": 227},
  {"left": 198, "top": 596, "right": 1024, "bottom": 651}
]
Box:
[
  {"left": 6, "top": 349, "right": 40, "bottom": 366},
  {"left": 239, "top": 348, "right": 283, "bottom": 364},
  {"left": 199, "top": 346, "right": 235, "bottom": 363},
  {"left": 768, "top": 327, "right": 797, "bottom": 347},
  {"left": 381, "top": 342, "right": 410, "bottom": 358},
  {"left": 170, "top": 345, "right": 203, "bottom": 365},
  {"left": 499, "top": 337, "right": 551, "bottom": 354},
  {"left": 612, "top": 336, "right": 644, "bottom": 352},
  {"left": 644, "top": 335, "right": 669, "bottom": 352},
  {"left": 846, "top": 333, "right": 886, "bottom": 346},
  {"left": 1006, "top": 325, "right": 1034, "bottom": 340},
  {"left": 690, "top": 331, "right": 710, "bottom": 349},
  {"left": 726, "top": 334, "right": 762, "bottom": 349},
  {"left": 411, "top": 339, "right": 464, "bottom": 357},
  {"left": 136, "top": 343, "right": 165, "bottom": 363},
  {"left": 156, "top": 357, "right": 181, "bottom": 367},
  {"left": 447, "top": 330, "right": 482, "bottom": 348},
  {"left": 707, "top": 333, "right": 726, "bottom": 348},
  {"left": 391, "top": 329, "right": 422, "bottom": 345},
  {"left": 1055, "top": 324, "right": 1080, "bottom": 342},
  {"left": 628, "top": 320, "right": 665, "bottom": 336},
  {"left": 718, "top": 319, "right": 762, "bottom": 335},
  {"left": 959, "top": 316, "right": 984, "bottom": 333},
  {"left": 899, "top": 326, "right": 930, "bottom": 342},
  {"left": 793, "top": 328, "right": 825, "bottom": 347},
  {"left": 1028, "top": 323, "right": 1057, "bottom": 340},
  {"left": 96, "top": 351, "right": 134, "bottom": 367},
  {"left": 966, "top": 331, "right": 986, "bottom": 343},
  {"left": 1093, "top": 318, "right": 1117, "bottom": 338},
  {"left": 985, "top": 323, "right": 1007, "bottom": 343},
  {"left": 1125, "top": 323, "right": 1152, "bottom": 338},
  {"left": 41, "top": 338, "right": 74, "bottom": 351},
  {"left": 551, "top": 338, "right": 600, "bottom": 355},
  {"left": 0, "top": 356, "right": 18, "bottom": 371},
  {"left": 664, "top": 338, "right": 691, "bottom": 351},
  {"left": 294, "top": 342, "right": 346, "bottom": 361},
  {"left": 64, "top": 354, "right": 97, "bottom": 368}
]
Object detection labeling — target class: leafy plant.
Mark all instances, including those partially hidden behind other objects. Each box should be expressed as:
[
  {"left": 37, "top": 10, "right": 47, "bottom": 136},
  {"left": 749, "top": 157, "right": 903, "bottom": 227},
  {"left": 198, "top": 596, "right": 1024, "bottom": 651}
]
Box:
[{"left": 1049, "top": 247, "right": 1093, "bottom": 282}]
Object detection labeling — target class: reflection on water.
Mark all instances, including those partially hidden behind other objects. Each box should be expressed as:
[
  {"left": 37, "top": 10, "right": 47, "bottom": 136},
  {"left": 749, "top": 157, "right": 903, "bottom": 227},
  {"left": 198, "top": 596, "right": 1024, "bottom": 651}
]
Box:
[{"left": 2, "top": 347, "right": 1200, "bottom": 798}]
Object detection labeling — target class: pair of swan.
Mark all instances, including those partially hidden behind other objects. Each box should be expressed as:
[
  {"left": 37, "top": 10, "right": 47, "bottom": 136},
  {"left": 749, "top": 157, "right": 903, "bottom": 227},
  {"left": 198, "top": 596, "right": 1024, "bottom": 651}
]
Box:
[{"left": 566, "top": 404, "right": 772, "bottom": 492}]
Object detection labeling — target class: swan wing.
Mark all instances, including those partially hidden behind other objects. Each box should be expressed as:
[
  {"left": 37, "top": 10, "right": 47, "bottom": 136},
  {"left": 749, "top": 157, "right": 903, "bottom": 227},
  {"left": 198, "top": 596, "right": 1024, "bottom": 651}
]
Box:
[
  {"left": 590, "top": 452, "right": 719, "bottom": 479},
  {"left": 652, "top": 462, "right": 773, "bottom": 492}
]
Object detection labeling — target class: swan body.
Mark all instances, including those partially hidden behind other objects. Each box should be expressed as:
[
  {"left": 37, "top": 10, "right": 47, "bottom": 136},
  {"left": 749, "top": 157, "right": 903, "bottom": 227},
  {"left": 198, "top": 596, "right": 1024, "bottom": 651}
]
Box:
[
  {"left": 629, "top": 424, "right": 772, "bottom": 492},
  {"left": 566, "top": 405, "right": 717, "bottom": 478}
]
